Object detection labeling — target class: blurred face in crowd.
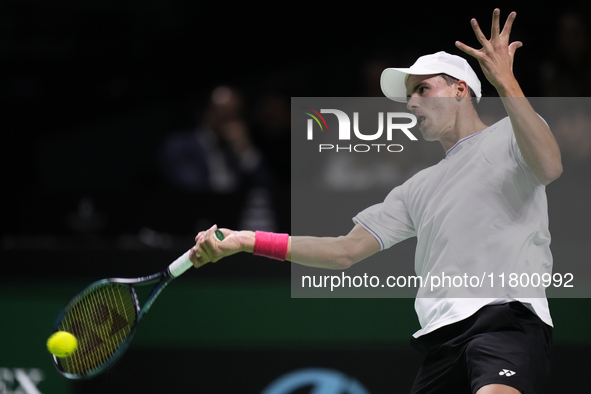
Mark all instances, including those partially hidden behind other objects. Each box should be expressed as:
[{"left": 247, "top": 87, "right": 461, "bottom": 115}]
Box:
[{"left": 205, "top": 86, "right": 243, "bottom": 132}]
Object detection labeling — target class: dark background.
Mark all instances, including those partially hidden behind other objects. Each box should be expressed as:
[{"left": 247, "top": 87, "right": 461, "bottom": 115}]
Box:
[
  {"left": 2, "top": 1, "right": 591, "bottom": 393},
  {"left": 3, "top": 1, "right": 590, "bottom": 243}
]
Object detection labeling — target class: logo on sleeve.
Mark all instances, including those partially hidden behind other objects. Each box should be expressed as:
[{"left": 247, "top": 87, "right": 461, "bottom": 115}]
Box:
[{"left": 499, "top": 369, "right": 516, "bottom": 377}]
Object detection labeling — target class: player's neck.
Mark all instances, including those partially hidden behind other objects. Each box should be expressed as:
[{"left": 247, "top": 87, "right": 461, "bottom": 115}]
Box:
[{"left": 439, "top": 112, "right": 488, "bottom": 152}]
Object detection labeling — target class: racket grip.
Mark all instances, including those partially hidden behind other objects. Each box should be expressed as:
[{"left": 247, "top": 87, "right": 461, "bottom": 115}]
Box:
[{"left": 168, "top": 250, "right": 193, "bottom": 278}]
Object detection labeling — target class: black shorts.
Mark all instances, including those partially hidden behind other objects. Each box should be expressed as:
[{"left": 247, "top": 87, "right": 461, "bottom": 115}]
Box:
[{"left": 410, "top": 302, "right": 552, "bottom": 394}]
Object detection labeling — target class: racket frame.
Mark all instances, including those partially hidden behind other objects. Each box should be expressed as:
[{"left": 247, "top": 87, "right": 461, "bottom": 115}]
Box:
[
  {"left": 52, "top": 270, "right": 174, "bottom": 379},
  {"left": 52, "top": 231, "right": 222, "bottom": 379}
]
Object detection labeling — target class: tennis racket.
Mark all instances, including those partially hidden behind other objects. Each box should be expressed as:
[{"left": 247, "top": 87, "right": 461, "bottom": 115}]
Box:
[{"left": 50, "top": 230, "right": 224, "bottom": 379}]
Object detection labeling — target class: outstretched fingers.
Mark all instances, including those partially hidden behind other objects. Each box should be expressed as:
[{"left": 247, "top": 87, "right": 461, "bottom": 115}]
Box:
[
  {"left": 502, "top": 11, "right": 522, "bottom": 58},
  {"left": 455, "top": 40, "right": 481, "bottom": 60},
  {"left": 508, "top": 41, "right": 524, "bottom": 58},
  {"left": 469, "top": 18, "right": 492, "bottom": 51},
  {"left": 455, "top": 14, "right": 495, "bottom": 61},
  {"left": 491, "top": 8, "right": 501, "bottom": 39},
  {"left": 456, "top": 9, "right": 522, "bottom": 60},
  {"left": 455, "top": 9, "right": 525, "bottom": 91},
  {"left": 501, "top": 11, "right": 517, "bottom": 40}
]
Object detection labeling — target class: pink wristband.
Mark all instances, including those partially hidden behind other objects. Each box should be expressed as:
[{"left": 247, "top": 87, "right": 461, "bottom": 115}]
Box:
[{"left": 253, "top": 231, "right": 289, "bottom": 261}]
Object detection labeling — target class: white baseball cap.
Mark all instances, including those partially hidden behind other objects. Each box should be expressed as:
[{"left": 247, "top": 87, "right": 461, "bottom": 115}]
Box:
[{"left": 380, "top": 51, "right": 482, "bottom": 103}]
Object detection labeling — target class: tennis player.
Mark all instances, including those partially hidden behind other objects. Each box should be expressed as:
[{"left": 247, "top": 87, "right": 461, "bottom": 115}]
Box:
[{"left": 190, "top": 9, "right": 561, "bottom": 394}]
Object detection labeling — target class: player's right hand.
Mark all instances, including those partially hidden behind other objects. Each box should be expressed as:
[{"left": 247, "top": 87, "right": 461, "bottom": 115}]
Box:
[{"left": 189, "top": 225, "right": 246, "bottom": 267}]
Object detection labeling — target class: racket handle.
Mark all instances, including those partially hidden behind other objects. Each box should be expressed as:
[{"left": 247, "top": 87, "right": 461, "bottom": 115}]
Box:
[
  {"left": 168, "top": 250, "right": 193, "bottom": 278},
  {"left": 167, "top": 230, "right": 225, "bottom": 278}
]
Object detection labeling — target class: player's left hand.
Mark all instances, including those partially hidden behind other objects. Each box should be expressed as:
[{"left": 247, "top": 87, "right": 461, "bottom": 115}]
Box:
[{"left": 455, "top": 8, "right": 523, "bottom": 93}]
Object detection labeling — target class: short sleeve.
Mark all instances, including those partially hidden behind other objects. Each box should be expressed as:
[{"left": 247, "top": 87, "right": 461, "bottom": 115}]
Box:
[{"left": 352, "top": 184, "right": 416, "bottom": 250}]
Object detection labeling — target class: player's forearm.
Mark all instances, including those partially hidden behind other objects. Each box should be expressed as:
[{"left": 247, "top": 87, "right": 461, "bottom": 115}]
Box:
[
  {"left": 237, "top": 224, "right": 380, "bottom": 269},
  {"left": 287, "top": 236, "right": 359, "bottom": 270},
  {"left": 237, "top": 231, "right": 354, "bottom": 269},
  {"left": 497, "top": 79, "right": 563, "bottom": 185}
]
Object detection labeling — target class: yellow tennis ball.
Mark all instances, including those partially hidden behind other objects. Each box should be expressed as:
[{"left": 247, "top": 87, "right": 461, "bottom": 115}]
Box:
[{"left": 47, "top": 331, "right": 78, "bottom": 358}]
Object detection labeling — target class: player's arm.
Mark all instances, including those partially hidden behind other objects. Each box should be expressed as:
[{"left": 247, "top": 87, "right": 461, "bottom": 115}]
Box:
[
  {"left": 189, "top": 223, "right": 381, "bottom": 269},
  {"left": 455, "top": 9, "right": 563, "bottom": 185},
  {"left": 287, "top": 224, "right": 381, "bottom": 269}
]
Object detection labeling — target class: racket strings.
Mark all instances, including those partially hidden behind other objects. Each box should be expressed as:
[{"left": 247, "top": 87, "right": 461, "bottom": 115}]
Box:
[{"left": 57, "top": 283, "right": 138, "bottom": 375}]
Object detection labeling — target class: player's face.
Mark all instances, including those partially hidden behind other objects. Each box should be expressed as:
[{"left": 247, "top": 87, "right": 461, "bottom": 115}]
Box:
[{"left": 405, "top": 74, "right": 459, "bottom": 142}]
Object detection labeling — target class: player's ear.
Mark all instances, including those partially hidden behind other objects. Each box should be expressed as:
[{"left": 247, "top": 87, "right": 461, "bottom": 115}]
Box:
[{"left": 455, "top": 80, "right": 470, "bottom": 100}]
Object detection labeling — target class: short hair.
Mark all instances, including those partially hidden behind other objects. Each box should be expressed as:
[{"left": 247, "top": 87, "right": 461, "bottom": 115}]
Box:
[{"left": 438, "top": 73, "right": 478, "bottom": 102}]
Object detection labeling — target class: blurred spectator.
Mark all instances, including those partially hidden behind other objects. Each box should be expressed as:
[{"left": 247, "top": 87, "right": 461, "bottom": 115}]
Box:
[
  {"left": 539, "top": 11, "right": 591, "bottom": 97},
  {"left": 250, "top": 88, "right": 291, "bottom": 187},
  {"left": 159, "top": 86, "right": 272, "bottom": 193}
]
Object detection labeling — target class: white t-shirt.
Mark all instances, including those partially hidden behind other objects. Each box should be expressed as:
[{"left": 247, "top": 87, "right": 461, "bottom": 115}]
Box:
[{"left": 353, "top": 117, "right": 553, "bottom": 337}]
